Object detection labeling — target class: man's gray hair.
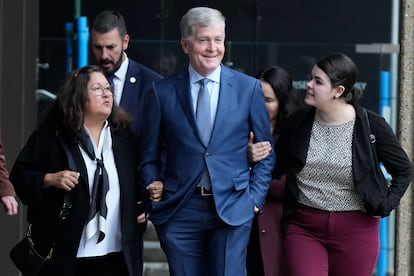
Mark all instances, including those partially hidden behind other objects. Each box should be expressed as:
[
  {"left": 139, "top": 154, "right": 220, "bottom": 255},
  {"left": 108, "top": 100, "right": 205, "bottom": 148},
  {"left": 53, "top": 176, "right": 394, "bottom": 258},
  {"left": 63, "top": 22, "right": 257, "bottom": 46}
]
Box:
[{"left": 180, "top": 7, "right": 226, "bottom": 40}]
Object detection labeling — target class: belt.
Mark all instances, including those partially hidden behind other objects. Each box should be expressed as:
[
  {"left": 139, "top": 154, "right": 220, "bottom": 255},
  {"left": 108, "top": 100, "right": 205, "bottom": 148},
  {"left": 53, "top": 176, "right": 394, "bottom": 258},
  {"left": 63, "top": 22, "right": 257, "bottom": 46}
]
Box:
[{"left": 195, "top": 186, "right": 213, "bottom": 196}]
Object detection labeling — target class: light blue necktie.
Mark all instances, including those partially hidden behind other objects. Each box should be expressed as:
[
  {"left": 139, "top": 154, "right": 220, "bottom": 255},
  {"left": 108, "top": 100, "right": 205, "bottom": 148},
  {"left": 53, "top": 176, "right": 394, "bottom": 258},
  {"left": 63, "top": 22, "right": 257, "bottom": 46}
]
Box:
[
  {"left": 196, "top": 78, "right": 212, "bottom": 190},
  {"left": 196, "top": 78, "right": 212, "bottom": 146}
]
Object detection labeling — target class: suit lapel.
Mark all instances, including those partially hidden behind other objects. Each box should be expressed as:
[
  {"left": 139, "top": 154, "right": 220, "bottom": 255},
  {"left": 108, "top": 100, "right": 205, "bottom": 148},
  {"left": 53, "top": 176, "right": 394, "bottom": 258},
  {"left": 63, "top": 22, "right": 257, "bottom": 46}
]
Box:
[
  {"left": 210, "top": 66, "right": 234, "bottom": 144},
  {"left": 174, "top": 72, "right": 202, "bottom": 141},
  {"left": 111, "top": 131, "right": 132, "bottom": 203},
  {"left": 120, "top": 62, "right": 140, "bottom": 108},
  {"left": 173, "top": 67, "right": 236, "bottom": 147},
  {"left": 112, "top": 133, "right": 123, "bottom": 189}
]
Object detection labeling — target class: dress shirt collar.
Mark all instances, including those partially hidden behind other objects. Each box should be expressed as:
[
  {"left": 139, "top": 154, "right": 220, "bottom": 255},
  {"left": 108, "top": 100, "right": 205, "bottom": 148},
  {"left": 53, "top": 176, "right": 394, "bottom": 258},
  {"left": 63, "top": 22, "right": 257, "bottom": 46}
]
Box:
[
  {"left": 188, "top": 64, "right": 221, "bottom": 85},
  {"left": 113, "top": 52, "right": 129, "bottom": 82}
]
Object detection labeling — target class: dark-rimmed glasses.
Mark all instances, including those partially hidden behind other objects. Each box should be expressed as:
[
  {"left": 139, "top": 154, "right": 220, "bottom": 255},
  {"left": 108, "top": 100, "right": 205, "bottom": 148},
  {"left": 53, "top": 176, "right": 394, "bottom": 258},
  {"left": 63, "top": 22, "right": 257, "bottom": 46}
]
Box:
[{"left": 88, "top": 86, "right": 114, "bottom": 97}]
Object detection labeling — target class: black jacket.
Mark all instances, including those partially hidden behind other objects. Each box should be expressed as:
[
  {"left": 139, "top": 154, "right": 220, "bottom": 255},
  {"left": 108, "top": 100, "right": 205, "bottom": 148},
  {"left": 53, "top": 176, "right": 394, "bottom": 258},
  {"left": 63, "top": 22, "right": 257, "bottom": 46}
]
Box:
[{"left": 276, "top": 105, "right": 412, "bottom": 226}]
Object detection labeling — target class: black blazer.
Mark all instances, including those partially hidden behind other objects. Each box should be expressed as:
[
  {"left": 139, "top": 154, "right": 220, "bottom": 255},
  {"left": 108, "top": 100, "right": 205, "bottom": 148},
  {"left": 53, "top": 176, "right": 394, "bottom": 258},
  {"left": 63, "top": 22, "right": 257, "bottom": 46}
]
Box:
[
  {"left": 276, "top": 105, "right": 412, "bottom": 226},
  {"left": 10, "top": 122, "right": 141, "bottom": 276}
]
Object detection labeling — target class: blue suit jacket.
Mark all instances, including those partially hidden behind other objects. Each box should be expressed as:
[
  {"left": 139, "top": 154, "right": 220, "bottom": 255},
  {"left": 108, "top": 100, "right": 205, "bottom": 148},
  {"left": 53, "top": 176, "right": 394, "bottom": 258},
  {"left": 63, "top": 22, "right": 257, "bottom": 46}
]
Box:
[
  {"left": 119, "top": 59, "right": 162, "bottom": 136},
  {"left": 139, "top": 65, "right": 276, "bottom": 226}
]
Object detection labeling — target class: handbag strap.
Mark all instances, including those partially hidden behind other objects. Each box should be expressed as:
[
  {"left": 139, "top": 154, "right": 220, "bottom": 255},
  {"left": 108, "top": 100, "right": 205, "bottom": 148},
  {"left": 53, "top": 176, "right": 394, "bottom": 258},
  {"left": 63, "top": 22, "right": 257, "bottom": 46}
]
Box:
[
  {"left": 362, "top": 108, "right": 378, "bottom": 162},
  {"left": 362, "top": 108, "right": 376, "bottom": 144},
  {"left": 57, "top": 134, "right": 75, "bottom": 220}
]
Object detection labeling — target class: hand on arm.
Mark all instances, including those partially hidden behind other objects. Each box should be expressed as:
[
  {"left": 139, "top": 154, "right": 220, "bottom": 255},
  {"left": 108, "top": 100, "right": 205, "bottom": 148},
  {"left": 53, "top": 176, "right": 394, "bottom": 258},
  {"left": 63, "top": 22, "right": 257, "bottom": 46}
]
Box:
[
  {"left": 44, "top": 170, "right": 80, "bottom": 191},
  {"left": 248, "top": 131, "right": 272, "bottom": 163}
]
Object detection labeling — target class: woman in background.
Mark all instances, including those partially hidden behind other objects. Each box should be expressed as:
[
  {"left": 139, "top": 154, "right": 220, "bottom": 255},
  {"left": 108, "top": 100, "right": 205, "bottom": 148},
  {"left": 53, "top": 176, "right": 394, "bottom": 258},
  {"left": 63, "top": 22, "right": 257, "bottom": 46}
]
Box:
[{"left": 246, "top": 66, "right": 303, "bottom": 276}]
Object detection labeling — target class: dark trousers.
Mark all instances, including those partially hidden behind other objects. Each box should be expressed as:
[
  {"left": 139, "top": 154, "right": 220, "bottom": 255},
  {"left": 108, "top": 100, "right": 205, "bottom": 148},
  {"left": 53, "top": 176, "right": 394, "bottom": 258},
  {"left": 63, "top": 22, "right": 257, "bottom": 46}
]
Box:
[
  {"left": 246, "top": 216, "right": 265, "bottom": 276},
  {"left": 284, "top": 205, "right": 380, "bottom": 276},
  {"left": 75, "top": 252, "right": 129, "bottom": 276},
  {"left": 155, "top": 194, "right": 252, "bottom": 276}
]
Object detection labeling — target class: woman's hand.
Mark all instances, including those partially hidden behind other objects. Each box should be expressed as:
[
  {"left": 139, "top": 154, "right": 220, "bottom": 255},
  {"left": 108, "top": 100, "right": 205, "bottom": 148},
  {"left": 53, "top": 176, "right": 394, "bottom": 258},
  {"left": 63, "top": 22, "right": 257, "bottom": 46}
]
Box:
[
  {"left": 44, "top": 170, "right": 80, "bottom": 191},
  {"left": 1, "top": 196, "right": 18, "bottom": 215},
  {"left": 248, "top": 131, "right": 272, "bottom": 163}
]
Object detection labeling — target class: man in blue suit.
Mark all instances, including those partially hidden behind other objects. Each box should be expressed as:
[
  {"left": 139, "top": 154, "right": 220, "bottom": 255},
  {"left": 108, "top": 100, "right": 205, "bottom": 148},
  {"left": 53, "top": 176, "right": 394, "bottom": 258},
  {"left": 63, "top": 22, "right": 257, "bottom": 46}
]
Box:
[
  {"left": 90, "top": 10, "right": 162, "bottom": 136},
  {"left": 139, "top": 7, "right": 275, "bottom": 276},
  {"left": 90, "top": 10, "right": 162, "bottom": 276}
]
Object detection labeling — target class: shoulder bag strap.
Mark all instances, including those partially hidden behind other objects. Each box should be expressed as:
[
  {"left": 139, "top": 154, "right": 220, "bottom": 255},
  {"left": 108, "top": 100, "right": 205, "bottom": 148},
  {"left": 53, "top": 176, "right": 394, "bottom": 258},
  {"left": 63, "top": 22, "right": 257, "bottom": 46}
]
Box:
[
  {"left": 56, "top": 133, "right": 75, "bottom": 220},
  {"left": 362, "top": 108, "right": 379, "bottom": 164}
]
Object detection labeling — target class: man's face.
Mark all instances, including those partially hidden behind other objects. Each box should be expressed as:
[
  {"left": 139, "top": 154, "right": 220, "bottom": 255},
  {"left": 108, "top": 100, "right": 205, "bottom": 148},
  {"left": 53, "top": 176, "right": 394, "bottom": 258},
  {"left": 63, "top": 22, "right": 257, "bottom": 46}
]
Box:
[
  {"left": 180, "top": 24, "right": 225, "bottom": 76},
  {"left": 90, "top": 28, "right": 129, "bottom": 76}
]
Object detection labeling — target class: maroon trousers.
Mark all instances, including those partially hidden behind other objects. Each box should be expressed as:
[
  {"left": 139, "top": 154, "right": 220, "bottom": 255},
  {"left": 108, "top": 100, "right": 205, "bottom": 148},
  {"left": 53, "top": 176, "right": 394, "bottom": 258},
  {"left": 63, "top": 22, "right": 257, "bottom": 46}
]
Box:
[{"left": 284, "top": 205, "right": 380, "bottom": 276}]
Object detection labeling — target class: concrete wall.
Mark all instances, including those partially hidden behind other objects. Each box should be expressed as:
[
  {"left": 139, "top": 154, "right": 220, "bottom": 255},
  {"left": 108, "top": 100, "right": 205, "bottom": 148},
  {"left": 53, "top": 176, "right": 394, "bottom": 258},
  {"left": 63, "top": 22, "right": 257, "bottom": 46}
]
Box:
[{"left": 395, "top": 0, "right": 414, "bottom": 275}]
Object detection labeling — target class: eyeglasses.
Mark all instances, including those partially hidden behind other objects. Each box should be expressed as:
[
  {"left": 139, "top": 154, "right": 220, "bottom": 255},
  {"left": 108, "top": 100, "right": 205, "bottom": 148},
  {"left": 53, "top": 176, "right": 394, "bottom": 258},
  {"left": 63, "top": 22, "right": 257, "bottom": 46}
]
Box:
[{"left": 88, "top": 86, "right": 114, "bottom": 97}]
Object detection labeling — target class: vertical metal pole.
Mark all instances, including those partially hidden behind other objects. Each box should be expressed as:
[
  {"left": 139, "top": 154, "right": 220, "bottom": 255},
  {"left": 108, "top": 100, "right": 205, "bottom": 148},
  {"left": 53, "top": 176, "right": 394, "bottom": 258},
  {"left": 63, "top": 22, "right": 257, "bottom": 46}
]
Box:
[
  {"left": 386, "top": 2, "right": 399, "bottom": 274},
  {"left": 74, "top": 0, "right": 81, "bottom": 18},
  {"left": 65, "top": 22, "right": 74, "bottom": 73},
  {"left": 77, "top": 16, "right": 88, "bottom": 68},
  {"left": 389, "top": 0, "right": 399, "bottom": 130},
  {"left": 376, "top": 71, "right": 391, "bottom": 276}
]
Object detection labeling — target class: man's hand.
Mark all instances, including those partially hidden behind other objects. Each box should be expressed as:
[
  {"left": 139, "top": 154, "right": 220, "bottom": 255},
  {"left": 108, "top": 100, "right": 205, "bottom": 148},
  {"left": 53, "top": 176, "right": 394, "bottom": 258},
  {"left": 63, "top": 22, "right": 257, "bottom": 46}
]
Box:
[
  {"left": 1, "top": 196, "right": 18, "bottom": 215},
  {"left": 137, "top": 213, "right": 146, "bottom": 223},
  {"left": 147, "top": 181, "right": 164, "bottom": 202}
]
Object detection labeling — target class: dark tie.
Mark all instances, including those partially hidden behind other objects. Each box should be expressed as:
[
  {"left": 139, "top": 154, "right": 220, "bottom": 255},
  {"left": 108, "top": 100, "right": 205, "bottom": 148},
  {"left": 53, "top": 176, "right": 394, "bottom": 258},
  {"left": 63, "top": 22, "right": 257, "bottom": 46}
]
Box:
[
  {"left": 78, "top": 127, "right": 109, "bottom": 243},
  {"left": 108, "top": 74, "right": 115, "bottom": 88},
  {"left": 196, "top": 78, "right": 212, "bottom": 191}
]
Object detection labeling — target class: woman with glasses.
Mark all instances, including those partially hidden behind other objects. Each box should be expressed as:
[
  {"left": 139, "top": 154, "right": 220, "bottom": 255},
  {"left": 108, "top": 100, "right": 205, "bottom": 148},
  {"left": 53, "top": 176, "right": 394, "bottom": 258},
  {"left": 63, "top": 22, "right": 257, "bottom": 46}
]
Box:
[{"left": 10, "top": 65, "right": 156, "bottom": 276}]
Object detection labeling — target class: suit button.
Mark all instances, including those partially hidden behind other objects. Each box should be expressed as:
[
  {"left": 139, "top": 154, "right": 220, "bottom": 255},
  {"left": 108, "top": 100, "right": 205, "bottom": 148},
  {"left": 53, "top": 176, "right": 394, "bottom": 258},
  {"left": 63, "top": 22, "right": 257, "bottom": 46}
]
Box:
[
  {"left": 260, "top": 229, "right": 266, "bottom": 234},
  {"left": 205, "top": 152, "right": 210, "bottom": 157}
]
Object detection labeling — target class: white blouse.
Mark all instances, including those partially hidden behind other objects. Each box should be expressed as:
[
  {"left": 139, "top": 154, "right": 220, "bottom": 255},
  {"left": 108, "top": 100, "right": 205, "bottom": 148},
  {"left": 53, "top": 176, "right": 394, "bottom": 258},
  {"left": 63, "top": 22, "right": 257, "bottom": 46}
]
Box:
[{"left": 76, "top": 122, "right": 122, "bottom": 257}]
